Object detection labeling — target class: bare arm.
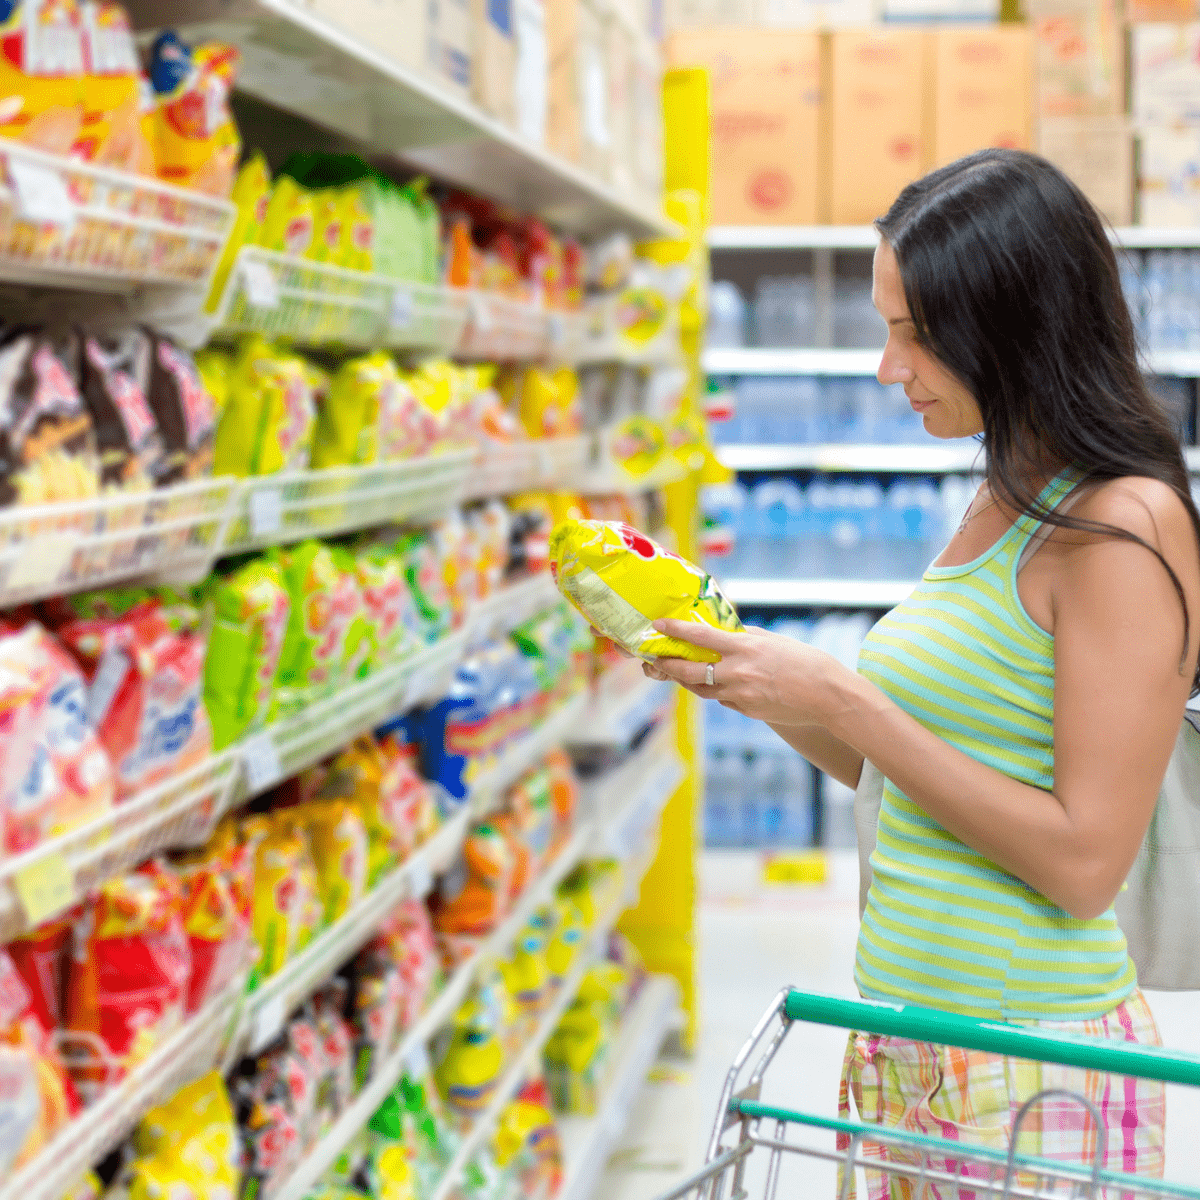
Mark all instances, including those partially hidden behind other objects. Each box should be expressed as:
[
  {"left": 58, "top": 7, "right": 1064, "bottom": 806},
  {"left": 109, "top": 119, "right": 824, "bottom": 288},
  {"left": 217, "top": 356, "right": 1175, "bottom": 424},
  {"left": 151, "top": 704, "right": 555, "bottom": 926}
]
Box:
[
  {"left": 763, "top": 720, "right": 864, "bottom": 790},
  {"left": 649, "top": 480, "right": 1200, "bottom": 920}
]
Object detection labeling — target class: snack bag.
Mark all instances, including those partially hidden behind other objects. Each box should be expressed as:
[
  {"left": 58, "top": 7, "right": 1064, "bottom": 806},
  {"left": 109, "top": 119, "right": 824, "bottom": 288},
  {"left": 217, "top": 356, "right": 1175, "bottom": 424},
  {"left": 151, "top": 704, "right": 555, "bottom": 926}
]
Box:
[
  {"left": 492, "top": 1094, "right": 562, "bottom": 1200},
  {"left": 304, "top": 800, "right": 369, "bottom": 926},
  {"left": 345, "top": 942, "right": 404, "bottom": 1090},
  {"left": 0, "top": 1, "right": 84, "bottom": 154},
  {"left": 396, "top": 533, "right": 454, "bottom": 644},
  {"left": 57, "top": 597, "right": 212, "bottom": 799},
  {"left": 177, "top": 841, "right": 252, "bottom": 1014},
  {"left": 65, "top": 862, "right": 190, "bottom": 1091},
  {"left": 311, "top": 351, "right": 387, "bottom": 470},
  {"left": 75, "top": 2, "right": 150, "bottom": 171},
  {"left": 147, "top": 32, "right": 240, "bottom": 196},
  {"left": 431, "top": 821, "right": 515, "bottom": 937},
  {"left": 7, "top": 913, "right": 73, "bottom": 1034},
  {"left": 78, "top": 329, "right": 165, "bottom": 492},
  {"left": 193, "top": 348, "right": 232, "bottom": 418},
  {"left": 0, "top": 623, "right": 114, "bottom": 855},
  {"left": 549, "top": 519, "right": 741, "bottom": 663},
  {"left": 257, "top": 173, "right": 315, "bottom": 258},
  {"left": 203, "top": 556, "right": 290, "bottom": 749},
  {"left": 377, "top": 734, "right": 440, "bottom": 859},
  {"left": 0, "top": 329, "right": 100, "bottom": 507},
  {"left": 244, "top": 814, "right": 307, "bottom": 983},
  {"left": 374, "top": 360, "right": 431, "bottom": 462},
  {"left": 434, "top": 993, "right": 504, "bottom": 1118},
  {"left": 206, "top": 152, "right": 272, "bottom": 310},
  {"left": 355, "top": 542, "right": 415, "bottom": 671},
  {"left": 146, "top": 332, "right": 218, "bottom": 483},
  {"left": 213, "top": 338, "right": 316, "bottom": 477}
]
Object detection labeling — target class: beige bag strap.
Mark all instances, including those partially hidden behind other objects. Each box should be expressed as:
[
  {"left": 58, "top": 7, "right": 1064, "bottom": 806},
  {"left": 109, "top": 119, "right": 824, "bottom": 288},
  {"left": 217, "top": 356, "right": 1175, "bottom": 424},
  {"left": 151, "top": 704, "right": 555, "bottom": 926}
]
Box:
[{"left": 853, "top": 759, "right": 885, "bottom": 920}]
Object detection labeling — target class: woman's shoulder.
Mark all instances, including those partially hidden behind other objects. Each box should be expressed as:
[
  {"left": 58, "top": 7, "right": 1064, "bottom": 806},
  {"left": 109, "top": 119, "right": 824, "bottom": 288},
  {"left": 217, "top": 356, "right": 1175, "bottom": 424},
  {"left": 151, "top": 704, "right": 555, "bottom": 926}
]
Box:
[{"left": 1067, "top": 474, "right": 1195, "bottom": 551}]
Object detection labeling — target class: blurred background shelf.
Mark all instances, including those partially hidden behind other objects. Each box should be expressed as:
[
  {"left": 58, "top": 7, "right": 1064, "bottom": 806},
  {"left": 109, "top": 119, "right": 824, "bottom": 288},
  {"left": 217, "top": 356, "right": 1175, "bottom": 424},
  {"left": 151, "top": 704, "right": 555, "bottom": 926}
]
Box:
[
  {"left": 708, "top": 225, "right": 1200, "bottom": 250},
  {"left": 719, "top": 578, "right": 918, "bottom": 608}
]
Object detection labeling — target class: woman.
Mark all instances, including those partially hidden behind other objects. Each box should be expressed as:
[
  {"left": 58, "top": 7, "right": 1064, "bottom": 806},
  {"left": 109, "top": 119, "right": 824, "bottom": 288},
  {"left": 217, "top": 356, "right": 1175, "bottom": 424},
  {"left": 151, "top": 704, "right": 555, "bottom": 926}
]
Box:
[{"left": 648, "top": 149, "right": 1200, "bottom": 1191}]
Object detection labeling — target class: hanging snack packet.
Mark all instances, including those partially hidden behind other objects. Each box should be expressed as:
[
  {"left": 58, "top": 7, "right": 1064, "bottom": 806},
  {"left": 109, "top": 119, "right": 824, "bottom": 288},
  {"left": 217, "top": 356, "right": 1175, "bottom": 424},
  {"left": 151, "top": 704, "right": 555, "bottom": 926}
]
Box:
[
  {"left": 147, "top": 31, "right": 240, "bottom": 197},
  {"left": 0, "top": 329, "right": 101, "bottom": 507},
  {"left": 0, "top": 0, "right": 84, "bottom": 154},
  {"left": 202, "top": 556, "right": 290, "bottom": 749},
  {"left": 78, "top": 329, "right": 164, "bottom": 492},
  {"left": 75, "top": 2, "right": 150, "bottom": 172},
  {"left": 213, "top": 337, "right": 316, "bottom": 477},
  {"left": 65, "top": 862, "right": 190, "bottom": 1092},
  {"left": 549, "top": 519, "right": 742, "bottom": 663},
  {"left": 206, "top": 152, "right": 272, "bottom": 310}
]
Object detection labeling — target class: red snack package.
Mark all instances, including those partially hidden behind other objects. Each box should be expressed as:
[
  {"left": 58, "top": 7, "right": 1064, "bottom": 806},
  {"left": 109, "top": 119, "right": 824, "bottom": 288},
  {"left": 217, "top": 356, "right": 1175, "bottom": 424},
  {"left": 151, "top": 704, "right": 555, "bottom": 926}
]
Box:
[
  {"left": 65, "top": 861, "right": 190, "bottom": 1093},
  {"left": 6, "top": 913, "right": 74, "bottom": 1036},
  {"left": 378, "top": 898, "right": 439, "bottom": 1030},
  {"left": 0, "top": 623, "right": 115, "bottom": 856},
  {"left": 57, "top": 598, "right": 212, "bottom": 799}
]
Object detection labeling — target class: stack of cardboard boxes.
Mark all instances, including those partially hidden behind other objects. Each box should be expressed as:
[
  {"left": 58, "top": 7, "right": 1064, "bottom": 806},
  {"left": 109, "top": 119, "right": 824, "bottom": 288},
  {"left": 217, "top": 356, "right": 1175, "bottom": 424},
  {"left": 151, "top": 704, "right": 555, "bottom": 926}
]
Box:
[
  {"left": 669, "top": 2, "right": 1200, "bottom": 226},
  {"left": 298, "top": 0, "right": 665, "bottom": 207},
  {"left": 666, "top": 25, "right": 1032, "bottom": 223}
]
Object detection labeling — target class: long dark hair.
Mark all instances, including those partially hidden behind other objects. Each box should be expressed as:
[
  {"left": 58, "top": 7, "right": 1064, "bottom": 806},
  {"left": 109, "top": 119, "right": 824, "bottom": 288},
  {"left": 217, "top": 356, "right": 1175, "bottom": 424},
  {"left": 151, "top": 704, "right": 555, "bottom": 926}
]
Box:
[{"left": 876, "top": 148, "right": 1200, "bottom": 692}]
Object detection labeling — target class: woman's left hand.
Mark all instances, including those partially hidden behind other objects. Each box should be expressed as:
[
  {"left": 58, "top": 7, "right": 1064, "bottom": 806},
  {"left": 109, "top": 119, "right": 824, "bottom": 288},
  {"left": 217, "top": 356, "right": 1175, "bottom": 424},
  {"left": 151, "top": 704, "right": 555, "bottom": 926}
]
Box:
[{"left": 642, "top": 619, "right": 849, "bottom": 728}]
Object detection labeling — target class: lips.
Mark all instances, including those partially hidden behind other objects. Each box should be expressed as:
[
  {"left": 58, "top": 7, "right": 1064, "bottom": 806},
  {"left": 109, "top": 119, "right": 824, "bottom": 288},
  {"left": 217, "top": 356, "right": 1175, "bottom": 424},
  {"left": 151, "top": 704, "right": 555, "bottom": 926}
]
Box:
[{"left": 908, "top": 395, "right": 935, "bottom": 412}]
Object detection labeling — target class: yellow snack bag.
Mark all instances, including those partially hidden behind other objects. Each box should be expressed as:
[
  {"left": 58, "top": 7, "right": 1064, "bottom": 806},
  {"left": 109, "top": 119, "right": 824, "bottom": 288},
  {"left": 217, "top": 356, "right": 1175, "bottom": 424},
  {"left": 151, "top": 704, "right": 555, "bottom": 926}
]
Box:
[
  {"left": 147, "top": 33, "right": 240, "bottom": 196},
  {"left": 311, "top": 351, "right": 387, "bottom": 469},
  {"left": 205, "top": 151, "right": 272, "bottom": 311},
  {"left": 76, "top": 2, "right": 149, "bottom": 171},
  {"left": 308, "top": 187, "right": 345, "bottom": 264},
  {"left": 304, "top": 800, "right": 369, "bottom": 926},
  {"left": 245, "top": 816, "right": 306, "bottom": 980},
  {"left": 257, "top": 173, "right": 315, "bottom": 257},
  {"left": 340, "top": 182, "right": 372, "bottom": 271},
  {"left": 0, "top": 1, "right": 84, "bottom": 154},
  {"left": 193, "top": 348, "right": 231, "bottom": 420},
  {"left": 549, "top": 518, "right": 741, "bottom": 663}
]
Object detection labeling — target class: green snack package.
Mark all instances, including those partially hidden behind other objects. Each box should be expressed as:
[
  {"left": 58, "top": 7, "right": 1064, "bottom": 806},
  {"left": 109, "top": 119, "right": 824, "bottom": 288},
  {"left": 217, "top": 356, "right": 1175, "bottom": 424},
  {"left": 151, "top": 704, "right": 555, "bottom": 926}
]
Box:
[
  {"left": 273, "top": 540, "right": 362, "bottom": 710},
  {"left": 395, "top": 532, "right": 453, "bottom": 645},
  {"left": 203, "top": 557, "right": 290, "bottom": 749},
  {"left": 331, "top": 544, "right": 372, "bottom": 682},
  {"left": 356, "top": 540, "right": 417, "bottom": 672}
]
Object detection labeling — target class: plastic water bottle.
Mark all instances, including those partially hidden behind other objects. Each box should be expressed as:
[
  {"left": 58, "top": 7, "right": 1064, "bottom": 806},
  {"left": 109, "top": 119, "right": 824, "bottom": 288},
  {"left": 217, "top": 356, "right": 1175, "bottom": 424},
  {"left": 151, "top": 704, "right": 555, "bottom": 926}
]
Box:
[
  {"left": 754, "top": 276, "right": 815, "bottom": 347},
  {"left": 780, "top": 754, "right": 813, "bottom": 847},
  {"left": 749, "top": 479, "right": 805, "bottom": 577},
  {"left": 707, "top": 281, "right": 748, "bottom": 348},
  {"left": 705, "top": 747, "right": 741, "bottom": 847}
]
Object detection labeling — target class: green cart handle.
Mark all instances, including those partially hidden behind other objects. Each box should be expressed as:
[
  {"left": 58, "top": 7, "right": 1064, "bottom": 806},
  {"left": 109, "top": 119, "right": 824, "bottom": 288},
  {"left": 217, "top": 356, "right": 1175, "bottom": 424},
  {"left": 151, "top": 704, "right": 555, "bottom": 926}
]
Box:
[{"left": 785, "top": 990, "right": 1200, "bottom": 1088}]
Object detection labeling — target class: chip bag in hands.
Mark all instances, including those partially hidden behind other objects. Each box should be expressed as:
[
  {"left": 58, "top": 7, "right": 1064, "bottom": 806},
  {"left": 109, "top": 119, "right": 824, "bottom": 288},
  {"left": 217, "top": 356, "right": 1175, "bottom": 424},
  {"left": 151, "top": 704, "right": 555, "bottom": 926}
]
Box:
[{"left": 548, "top": 519, "right": 741, "bottom": 663}]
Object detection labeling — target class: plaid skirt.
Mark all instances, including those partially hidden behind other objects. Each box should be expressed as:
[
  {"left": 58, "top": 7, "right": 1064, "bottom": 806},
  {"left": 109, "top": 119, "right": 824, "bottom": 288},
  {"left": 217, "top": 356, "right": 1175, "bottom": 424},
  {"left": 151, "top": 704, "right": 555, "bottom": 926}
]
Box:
[{"left": 837, "top": 989, "right": 1165, "bottom": 1199}]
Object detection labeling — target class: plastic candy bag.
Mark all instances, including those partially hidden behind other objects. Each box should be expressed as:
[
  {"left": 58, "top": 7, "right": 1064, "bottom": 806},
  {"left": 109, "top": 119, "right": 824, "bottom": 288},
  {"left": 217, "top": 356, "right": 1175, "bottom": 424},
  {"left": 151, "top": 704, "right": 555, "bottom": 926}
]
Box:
[{"left": 549, "top": 519, "right": 741, "bottom": 663}]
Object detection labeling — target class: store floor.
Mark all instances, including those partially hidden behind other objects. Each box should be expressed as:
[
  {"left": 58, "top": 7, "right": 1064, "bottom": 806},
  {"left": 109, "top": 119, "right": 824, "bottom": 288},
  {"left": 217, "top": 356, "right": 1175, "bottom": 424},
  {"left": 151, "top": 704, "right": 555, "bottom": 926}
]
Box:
[{"left": 598, "top": 850, "right": 1200, "bottom": 1199}]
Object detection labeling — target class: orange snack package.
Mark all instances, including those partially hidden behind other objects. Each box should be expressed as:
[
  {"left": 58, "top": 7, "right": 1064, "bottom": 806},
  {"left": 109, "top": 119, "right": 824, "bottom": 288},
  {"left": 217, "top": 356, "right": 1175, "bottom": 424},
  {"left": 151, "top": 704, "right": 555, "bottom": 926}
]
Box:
[
  {"left": 431, "top": 820, "right": 515, "bottom": 937},
  {"left": 65, "top": 862, "right": 190, "bottom": 1093},
  {"left": 75, "top": 2, "right": 151, "bottom": 172},
  {"left": 0, "top": 1, "right": 85, "bottom": 154}
]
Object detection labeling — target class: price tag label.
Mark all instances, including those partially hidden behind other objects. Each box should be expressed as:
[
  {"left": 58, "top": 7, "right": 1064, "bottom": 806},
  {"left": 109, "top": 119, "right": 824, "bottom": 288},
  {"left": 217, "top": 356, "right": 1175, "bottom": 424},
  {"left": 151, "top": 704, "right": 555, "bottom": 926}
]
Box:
[
  {"left": 9, "top": 532, "right": 75, "bottom": 592},
  {"left": 14, "top": 852, "right": 74, "bottom": 926},
  {"left": 546, "top": 312, "right": 566, "bottom": 348},
  {"left": 390, "top": 288, "right": 414, "bottom": 330},
  {"left": 252, "top": 993, "right": 287, "bottom": 1051},
  {"left": 9, "top": 159, "right": 76, "bottom": 228},
  {"left": 241, "top": 259, "right": 281, "bottom": 309},
  {"left": 249, "top": 488, "right": 283, "bottom": 537},
  {"left": 242, "top": 731, "right": 283, "bottom": 794},
  {"left": 403, "top": 1040, "right": 432, "bottom": 1080},
  {"left": 408, "top": 852, "right": 434, "bottom": 899}
]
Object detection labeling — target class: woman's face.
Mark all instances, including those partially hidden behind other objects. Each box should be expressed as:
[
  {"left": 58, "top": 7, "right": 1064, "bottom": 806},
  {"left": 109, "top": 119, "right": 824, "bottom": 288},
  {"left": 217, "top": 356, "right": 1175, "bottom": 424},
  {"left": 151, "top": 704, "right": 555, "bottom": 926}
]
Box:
[{"left": 873, "top": 239, "right": 984, "bottom": 440}]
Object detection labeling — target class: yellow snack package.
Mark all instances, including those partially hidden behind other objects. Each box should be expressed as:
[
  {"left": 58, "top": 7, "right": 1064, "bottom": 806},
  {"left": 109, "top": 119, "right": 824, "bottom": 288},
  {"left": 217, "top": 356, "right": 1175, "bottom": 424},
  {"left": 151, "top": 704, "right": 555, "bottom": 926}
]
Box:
[
  {"left": 76, "top": 2, "right": 149, "bottom": 171},
  {"left": 193, "top": 348, "right": 231, "bottom": 420},
  {"left": 205, "top": 151, "right": 271, "bottom": 311},
  {"left": 308, "top": 187, "right": 346, "bottom": 265},
  {"left": 257, "top": 173, "right": 315, "bottom": 257},
  {"left": 0, "top": 1, "right": 84, "bottom": 155},
  {"left": 304, "top": 800, "right": 369, "bottom": 926},
  {"left": 549, "top": 519, "right": 741, "bottom": 663},
  {"left": 133, "top": 1071, "right": 236, "bottom": 1164},
  {"left": 245, "top": 815, "right": 307, "bottom": 982},
  {"left": 311, "top": 351, "right": 388, "bottom": 469},
  {"left": 147, "top": 33, "right": 240, "bottom": 196}
]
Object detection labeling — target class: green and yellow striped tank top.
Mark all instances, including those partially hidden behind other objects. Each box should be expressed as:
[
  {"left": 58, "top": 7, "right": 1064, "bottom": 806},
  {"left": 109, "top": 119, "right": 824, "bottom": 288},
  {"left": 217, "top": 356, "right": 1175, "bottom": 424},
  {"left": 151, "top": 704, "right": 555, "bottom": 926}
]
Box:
[{"left": 855, "top": 470, "right": 1137, "bottom": 1021}]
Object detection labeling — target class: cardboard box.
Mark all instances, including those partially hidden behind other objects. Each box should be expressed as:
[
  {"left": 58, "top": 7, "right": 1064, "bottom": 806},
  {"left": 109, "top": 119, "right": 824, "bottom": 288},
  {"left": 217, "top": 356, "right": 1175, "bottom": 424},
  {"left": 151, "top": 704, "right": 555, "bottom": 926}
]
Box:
[
  {"left": 932, "top": 26, "right": 1032, "bottom": 167},
  {"left": 1132, "top": 23, "right": 1200, "bottom": 127},
  {"left": 472, "top": 0, "right": 516, "bottom": 124},
  {"left": 514, "top": 0, "right": 548, "bottom": 144},
  {"left": 1038, "top": 115, "right": 1134, "bottom": 224},
  {"left": 546, "top": 0, "right": 582, "bottom": 162},
  {"left": 828, "top": 29, "right": 930, "bottom": 225},
  {"left": 1138, "top": 125, "right": 1200, "bottom": 224},
  {"left": 666, "top": 28, "right": 822, "bottom": 224},
  {"left": 428, "top": 0, "right": 472, "bottom": 97},
  {"left": 1128, "top": 0, "right": 1197, "bottom": 20},
  {"left": 301, "top": 0, "right": 425, "bottom": 74},
  {"left": 1028, "top": 0, "right": 1125, "bottom": 118}
]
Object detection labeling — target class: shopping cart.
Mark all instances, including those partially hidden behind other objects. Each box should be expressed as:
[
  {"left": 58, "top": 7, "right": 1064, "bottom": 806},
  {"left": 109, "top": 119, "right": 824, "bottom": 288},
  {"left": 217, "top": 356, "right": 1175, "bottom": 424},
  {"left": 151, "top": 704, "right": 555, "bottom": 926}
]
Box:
[{"left": 658, "top": 988, "right": 1200, "bottom": 1199}]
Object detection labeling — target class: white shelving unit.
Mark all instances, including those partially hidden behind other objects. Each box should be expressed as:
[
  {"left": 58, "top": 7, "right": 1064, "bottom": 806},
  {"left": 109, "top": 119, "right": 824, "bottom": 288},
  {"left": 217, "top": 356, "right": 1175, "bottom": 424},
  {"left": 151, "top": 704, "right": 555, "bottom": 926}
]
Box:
[
  {"left": 123, "top": 0, "right": 670, "bottom": 241},
  {"left": 718, "top": 442, "right": 984, "bottom": 474},
  {"left": 568, "top": 662, "right": 676, "bottom": 749},
  {"left": 720, "top": 578, "right": 917, "bottom": 608}
]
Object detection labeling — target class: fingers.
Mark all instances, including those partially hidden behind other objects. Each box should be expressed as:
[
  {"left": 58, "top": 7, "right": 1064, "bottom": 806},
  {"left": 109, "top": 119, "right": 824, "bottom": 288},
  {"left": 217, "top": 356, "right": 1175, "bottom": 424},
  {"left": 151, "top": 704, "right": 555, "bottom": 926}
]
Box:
[
  {"left": 641, "top": 662, "right": 670, "bottom": 682},
  {"left": 643, "top": 656, "right": 713, "bottom": 689},
  {"left": 651, "top": 617, "right": 743, "bottom": 656}
]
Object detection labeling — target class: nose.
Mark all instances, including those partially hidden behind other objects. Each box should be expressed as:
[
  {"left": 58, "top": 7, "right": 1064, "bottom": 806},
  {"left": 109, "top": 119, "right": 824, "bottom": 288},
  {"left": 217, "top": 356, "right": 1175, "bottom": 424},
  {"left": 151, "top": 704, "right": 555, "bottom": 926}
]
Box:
[{"left": 877, "top": 335, "right": 915, "bottom": 388}]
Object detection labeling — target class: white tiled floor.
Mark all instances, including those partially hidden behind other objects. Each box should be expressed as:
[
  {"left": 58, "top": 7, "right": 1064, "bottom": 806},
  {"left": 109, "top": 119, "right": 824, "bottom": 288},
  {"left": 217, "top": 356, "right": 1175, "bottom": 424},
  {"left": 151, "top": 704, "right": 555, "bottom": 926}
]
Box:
[{"left": 597, "top": 850, "right": 1200, "bottom": 1199}]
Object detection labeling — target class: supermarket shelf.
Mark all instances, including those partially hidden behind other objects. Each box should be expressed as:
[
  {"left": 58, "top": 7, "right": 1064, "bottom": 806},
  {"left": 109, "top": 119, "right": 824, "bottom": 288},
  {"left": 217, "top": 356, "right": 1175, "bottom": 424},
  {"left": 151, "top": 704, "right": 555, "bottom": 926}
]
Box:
[
  {"left": 2, "top": 974, "right": 246, "bottom": 1200},
  {"left": 705, "top": 346, "right": 1200, "bottom": 378},
  {"left": 0, "top": 138, "right": 234, "bottom": 293},
  {"left": 718, "top": 442, "right": 984, "bottom": 474},
  {"left": 460, "top": 435, "right": 591, "bottom": 501},
  {"left": 124, "top": 1, "right": 670, "bottom": 241},
  {"left": 569, "top": 664, "right": 675, "bottom": 748},
  {"left": 703, "top": 347, "right": 883, "bottom": 376},
  {"left": 469, "top": 570, "right": 560, "bottom": 643},
  {"left": 708, "top": 225, "right": 1200, "bottom": 251},
  {"left": 721, "top": 577, "right": 917, "bottom": 608},
  {"left": 239, "top": 802, "right": 472, "bottom": 1055},
  {"left": 557, "top": 975, "right": 684, "bottom": 1200},
  {"left": 576, "top": 453, "right": 690, "bottom": 496},
  {"left": 223, "top": 450, "right": 474, "bottom": 552}
]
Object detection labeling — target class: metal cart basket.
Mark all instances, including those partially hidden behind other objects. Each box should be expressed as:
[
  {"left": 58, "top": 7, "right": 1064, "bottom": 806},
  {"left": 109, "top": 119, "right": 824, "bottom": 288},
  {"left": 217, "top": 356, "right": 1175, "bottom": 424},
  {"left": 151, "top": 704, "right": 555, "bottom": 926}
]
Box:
[{"left": 658, "top": 988, "right": 1200, "bottom": 1200}]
